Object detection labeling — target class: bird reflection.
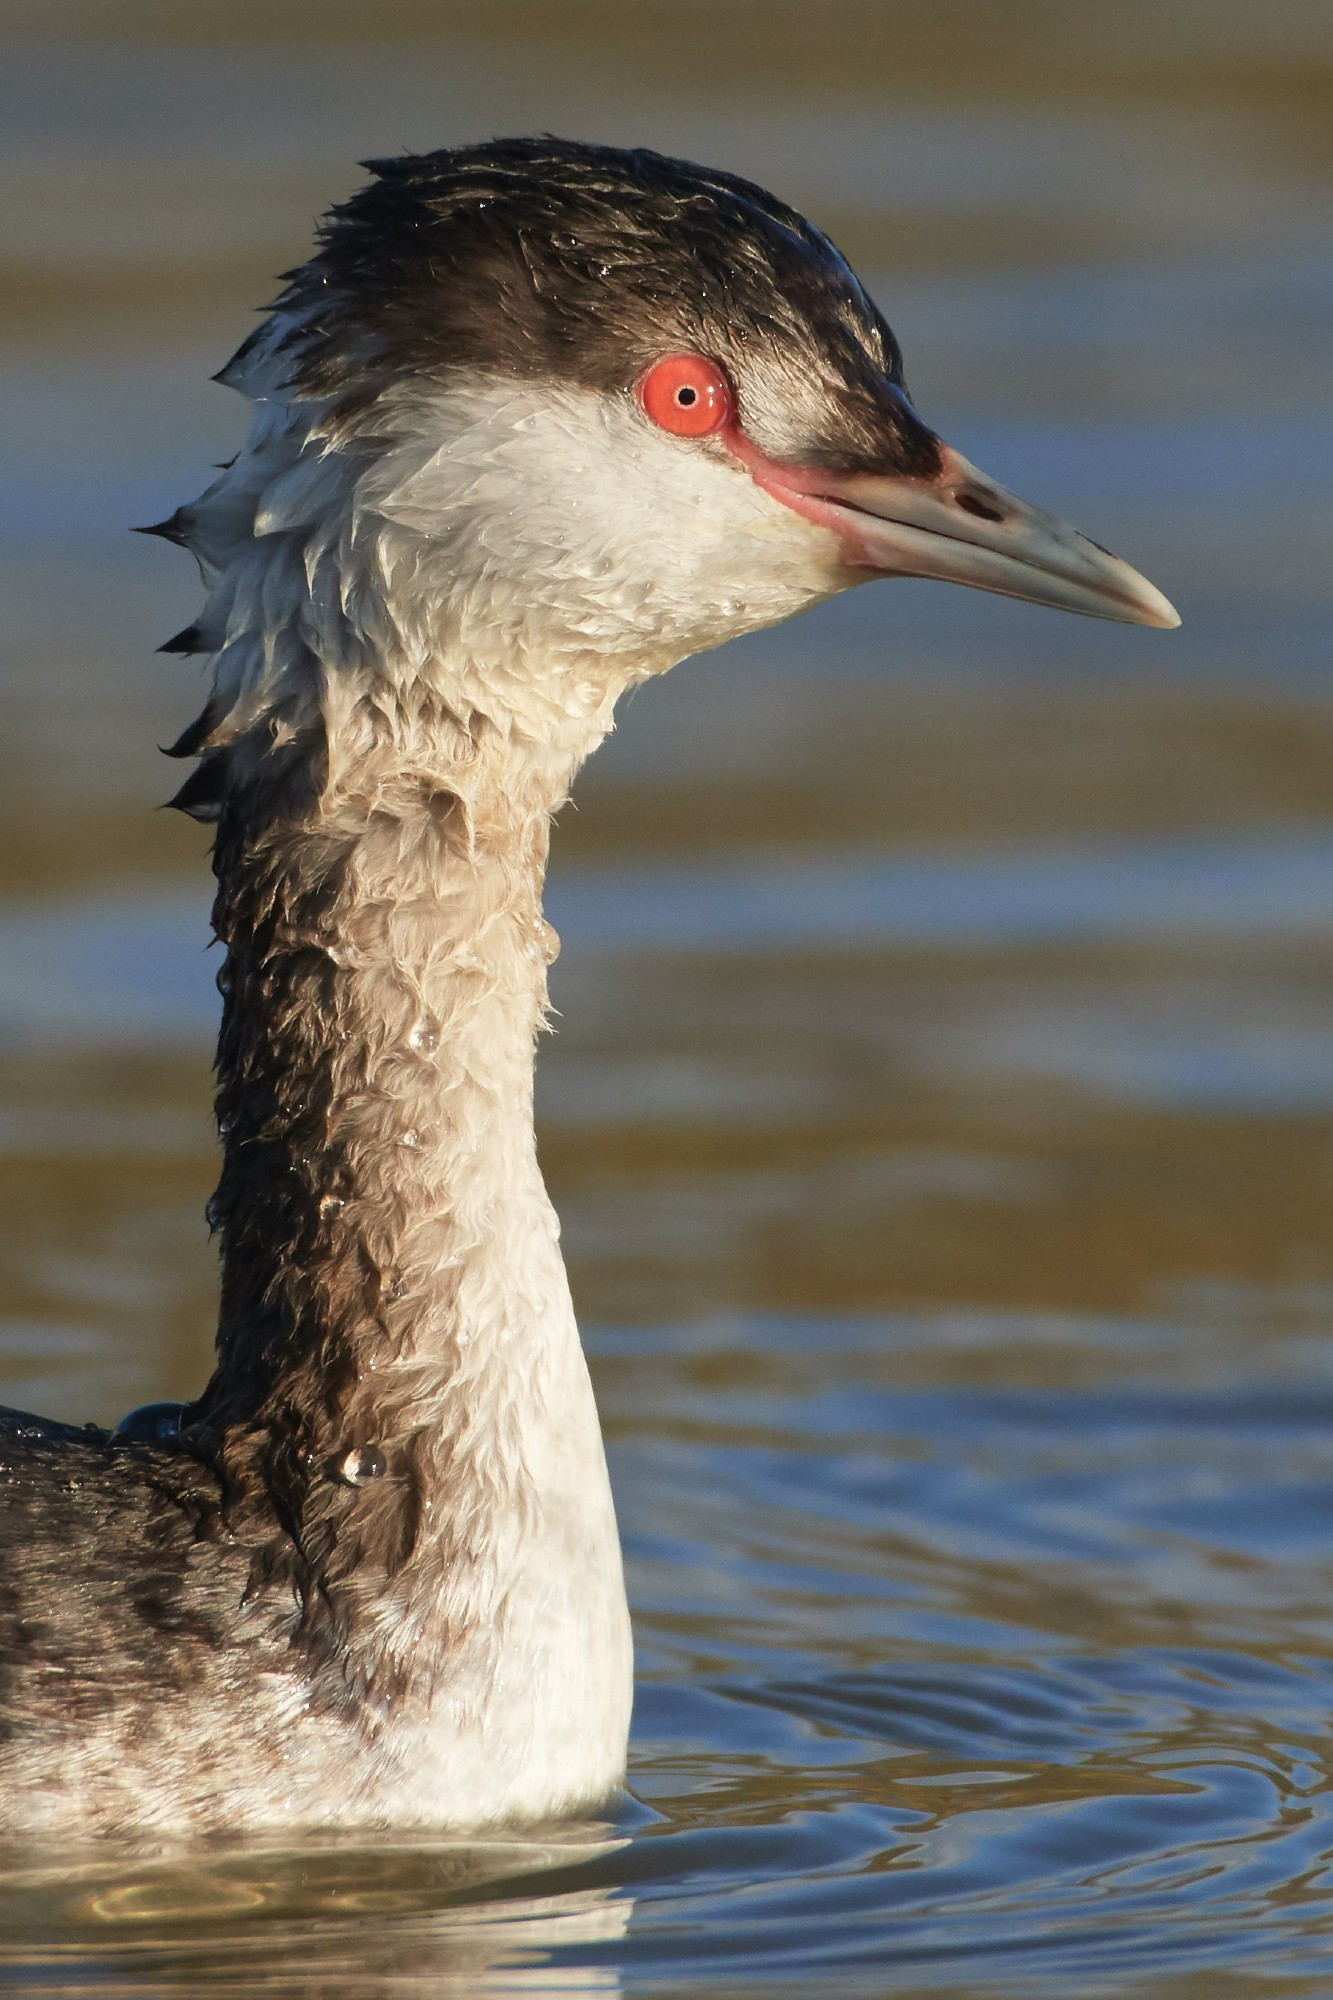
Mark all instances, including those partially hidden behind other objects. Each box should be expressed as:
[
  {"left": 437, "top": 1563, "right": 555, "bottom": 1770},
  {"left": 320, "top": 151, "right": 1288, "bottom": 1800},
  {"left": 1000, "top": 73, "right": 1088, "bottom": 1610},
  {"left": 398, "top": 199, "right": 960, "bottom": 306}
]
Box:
[{"left": 0, "top": 1822, "right": 631, "bottom": 1996}]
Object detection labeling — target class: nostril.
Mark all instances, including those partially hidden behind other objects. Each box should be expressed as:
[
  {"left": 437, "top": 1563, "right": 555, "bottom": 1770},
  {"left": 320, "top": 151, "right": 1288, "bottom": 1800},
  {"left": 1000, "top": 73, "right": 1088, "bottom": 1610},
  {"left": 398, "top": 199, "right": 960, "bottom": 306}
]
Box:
[{"left": 955, "top": 489, "right": 1006, "bottom": 524}]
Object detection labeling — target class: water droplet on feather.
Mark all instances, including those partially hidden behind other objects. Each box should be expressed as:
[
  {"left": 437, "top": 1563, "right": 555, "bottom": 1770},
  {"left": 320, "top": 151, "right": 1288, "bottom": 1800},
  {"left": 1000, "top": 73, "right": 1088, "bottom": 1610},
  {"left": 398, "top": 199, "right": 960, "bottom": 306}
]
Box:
[{"left": 337, "top": 1444, "right": 386, "bottom": 1486}]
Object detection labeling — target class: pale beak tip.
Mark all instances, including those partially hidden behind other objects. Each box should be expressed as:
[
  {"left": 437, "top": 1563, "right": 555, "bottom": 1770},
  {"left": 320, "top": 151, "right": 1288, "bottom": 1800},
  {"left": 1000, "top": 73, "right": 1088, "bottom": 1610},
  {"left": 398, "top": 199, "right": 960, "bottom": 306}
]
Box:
[
  {"left": 1138, "top": 586, "right": 1182, "bottom": 632},
  {"left": 1115, "top": 564, "right": 1181, "bottom": 631}
]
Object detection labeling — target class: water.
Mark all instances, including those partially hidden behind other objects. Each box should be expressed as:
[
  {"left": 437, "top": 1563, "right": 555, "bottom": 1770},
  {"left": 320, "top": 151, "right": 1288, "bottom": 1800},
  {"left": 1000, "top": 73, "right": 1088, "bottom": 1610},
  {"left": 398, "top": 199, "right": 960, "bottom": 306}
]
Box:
[{"left": 2, "top": 4, "right": 1333, "bottom": 1992}]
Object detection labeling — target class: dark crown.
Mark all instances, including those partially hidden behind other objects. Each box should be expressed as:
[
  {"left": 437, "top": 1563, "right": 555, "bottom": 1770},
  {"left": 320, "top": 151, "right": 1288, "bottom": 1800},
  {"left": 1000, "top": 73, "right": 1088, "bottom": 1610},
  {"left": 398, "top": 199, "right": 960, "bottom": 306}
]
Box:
[{"left": 226, "top": 136, "right": 938, "bottom": 476}]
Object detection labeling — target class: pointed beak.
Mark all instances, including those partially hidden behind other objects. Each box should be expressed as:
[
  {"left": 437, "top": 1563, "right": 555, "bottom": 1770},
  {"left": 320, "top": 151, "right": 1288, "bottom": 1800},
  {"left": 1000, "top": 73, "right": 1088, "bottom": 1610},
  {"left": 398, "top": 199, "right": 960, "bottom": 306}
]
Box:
[
  {"left": 739, "top": 411, "right": 1179, "bottom": 630},
  {"left": 815, "top": 440, "right": 1180, "bottom": 629}
]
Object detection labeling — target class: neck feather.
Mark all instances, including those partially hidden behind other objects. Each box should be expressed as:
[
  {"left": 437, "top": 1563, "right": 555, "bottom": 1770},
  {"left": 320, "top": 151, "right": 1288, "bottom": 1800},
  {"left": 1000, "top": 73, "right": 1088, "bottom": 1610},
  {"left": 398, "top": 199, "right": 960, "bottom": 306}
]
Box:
[
  {"left": 204, "top": 717, "right": 564, "bottom": 1422},
  {"left": 196, "top": 708, "right": 582, "bottom": 1683},
  {"left": 169, "top": 365, "right": 625, "bottom": 1697}
]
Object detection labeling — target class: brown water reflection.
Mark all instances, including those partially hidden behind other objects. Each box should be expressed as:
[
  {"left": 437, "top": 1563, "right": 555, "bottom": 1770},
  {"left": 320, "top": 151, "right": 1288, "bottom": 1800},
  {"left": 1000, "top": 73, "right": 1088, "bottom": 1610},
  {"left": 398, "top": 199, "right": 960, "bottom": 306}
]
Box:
[{"left": 2, "top": 2, "right": 1333, "bottom": 1993}]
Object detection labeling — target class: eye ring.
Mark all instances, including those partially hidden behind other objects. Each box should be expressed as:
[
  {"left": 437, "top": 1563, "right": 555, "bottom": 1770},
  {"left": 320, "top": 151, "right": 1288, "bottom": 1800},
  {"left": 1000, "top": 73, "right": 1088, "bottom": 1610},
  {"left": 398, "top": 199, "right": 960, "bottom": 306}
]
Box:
[{"left": 637, "top": 354, "right": 734, "bottom": 437}]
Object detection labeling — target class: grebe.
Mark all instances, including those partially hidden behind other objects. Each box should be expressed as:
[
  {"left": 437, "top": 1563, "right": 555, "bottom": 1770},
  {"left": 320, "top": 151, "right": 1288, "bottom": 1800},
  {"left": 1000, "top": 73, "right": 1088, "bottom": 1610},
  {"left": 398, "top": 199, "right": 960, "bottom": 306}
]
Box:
[{"left": 0, "top": 139, "right": 1176, "bottom": 1834}]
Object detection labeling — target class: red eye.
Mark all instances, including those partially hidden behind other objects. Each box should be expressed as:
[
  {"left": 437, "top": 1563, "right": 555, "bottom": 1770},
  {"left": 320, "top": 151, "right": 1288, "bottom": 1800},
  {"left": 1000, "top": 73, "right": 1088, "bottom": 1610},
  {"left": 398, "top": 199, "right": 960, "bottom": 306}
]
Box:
[{"left": 637, "top": 354, "right": 733, "bottom": 437}]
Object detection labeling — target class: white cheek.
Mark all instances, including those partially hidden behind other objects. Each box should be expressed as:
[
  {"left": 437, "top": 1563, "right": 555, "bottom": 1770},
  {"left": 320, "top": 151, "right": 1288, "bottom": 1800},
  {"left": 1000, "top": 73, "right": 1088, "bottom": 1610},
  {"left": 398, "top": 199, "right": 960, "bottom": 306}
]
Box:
[{"left": 369, "top": 378, "right": 842, "bottom": 666}]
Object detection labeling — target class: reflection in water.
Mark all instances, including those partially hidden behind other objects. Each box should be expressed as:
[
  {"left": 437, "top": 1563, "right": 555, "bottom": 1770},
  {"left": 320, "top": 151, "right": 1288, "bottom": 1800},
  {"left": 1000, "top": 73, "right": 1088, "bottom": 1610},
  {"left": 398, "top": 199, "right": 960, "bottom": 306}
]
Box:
[
  {"left": 2, "top": 1, "right": 1333, "bottom": 1994},
  {"left": 3, "top": 1830, "right": 631, "bottom": 1995}
]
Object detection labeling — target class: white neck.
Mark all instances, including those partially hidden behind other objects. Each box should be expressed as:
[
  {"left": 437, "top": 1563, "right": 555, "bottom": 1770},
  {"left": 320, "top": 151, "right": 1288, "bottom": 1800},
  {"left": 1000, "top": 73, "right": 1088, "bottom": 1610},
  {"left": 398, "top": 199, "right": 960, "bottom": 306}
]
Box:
[
  {"left": 198, "top": 693, "right": 629, "bottom": 1710},
  {"left": 176, "top": 391, "right": 635, "bottom": 1814}
]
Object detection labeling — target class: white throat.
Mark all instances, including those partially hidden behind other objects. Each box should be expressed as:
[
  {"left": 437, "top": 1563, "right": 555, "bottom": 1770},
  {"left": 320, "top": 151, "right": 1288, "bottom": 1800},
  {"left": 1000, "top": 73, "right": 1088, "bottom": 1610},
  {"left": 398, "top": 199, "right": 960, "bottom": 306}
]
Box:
[{"left": 176, "top": 333, "right": 843, "bottom": 794}]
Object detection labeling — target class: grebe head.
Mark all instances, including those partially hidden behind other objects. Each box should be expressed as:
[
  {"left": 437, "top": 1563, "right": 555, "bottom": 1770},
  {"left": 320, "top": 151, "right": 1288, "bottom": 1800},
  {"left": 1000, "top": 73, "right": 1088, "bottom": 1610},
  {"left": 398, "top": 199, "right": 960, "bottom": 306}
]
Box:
[{"left": 167, "top": 137, "right": 1173, "bottom": 793}]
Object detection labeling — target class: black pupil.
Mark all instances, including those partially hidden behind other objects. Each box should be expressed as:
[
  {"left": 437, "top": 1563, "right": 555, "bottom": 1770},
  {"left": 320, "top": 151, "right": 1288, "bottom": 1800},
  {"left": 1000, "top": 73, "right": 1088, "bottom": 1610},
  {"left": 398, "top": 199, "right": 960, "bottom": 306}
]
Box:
[{"left": 677, "top": 386, "right": 698, "bottom": 406}]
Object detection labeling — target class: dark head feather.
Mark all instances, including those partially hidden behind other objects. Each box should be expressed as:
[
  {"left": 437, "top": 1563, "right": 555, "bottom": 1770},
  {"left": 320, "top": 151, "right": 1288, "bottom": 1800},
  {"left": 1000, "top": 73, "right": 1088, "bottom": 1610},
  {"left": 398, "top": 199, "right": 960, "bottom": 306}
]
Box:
[{"left": 244, "top": 136, "right": 938, "bottom": 477}]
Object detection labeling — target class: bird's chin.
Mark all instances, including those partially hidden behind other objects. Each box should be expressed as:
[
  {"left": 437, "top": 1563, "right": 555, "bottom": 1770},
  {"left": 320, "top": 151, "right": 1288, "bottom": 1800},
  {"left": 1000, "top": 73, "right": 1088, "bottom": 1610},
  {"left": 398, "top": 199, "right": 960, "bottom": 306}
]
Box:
[{"left": 733, "top": 435, "right": 1180, "bottom": 631}]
